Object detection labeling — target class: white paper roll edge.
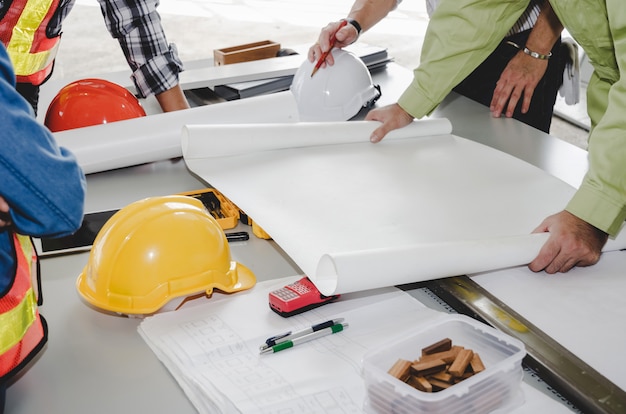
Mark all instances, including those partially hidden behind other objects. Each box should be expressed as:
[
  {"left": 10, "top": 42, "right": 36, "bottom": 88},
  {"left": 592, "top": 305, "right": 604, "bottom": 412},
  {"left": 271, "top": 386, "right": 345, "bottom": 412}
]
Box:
[
  {"left": 181, "top": 118, "right": 453, "bottom": 159},
  {"left": 314, "top": 230, "right": 626, "bottom": 296}
]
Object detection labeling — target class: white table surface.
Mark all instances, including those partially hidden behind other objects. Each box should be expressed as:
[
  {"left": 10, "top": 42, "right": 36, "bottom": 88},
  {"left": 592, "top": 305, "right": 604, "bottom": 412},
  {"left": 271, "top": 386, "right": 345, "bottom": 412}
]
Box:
[{"left": 6, "top": 62, "right": 608, "bottom": 413}]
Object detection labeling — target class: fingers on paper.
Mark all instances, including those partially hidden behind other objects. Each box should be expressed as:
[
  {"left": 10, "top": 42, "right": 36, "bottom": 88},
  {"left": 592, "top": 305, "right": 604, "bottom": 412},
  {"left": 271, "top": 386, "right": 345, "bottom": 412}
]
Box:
[
  {"left": 529, "top": 211, "right": 607, "bottom": 274},
  {"left": 366, "top": 104, "right": 414, "bottom": 143},
  {"left": 530, "top": 237, "right": 602, "bottom": 274}
]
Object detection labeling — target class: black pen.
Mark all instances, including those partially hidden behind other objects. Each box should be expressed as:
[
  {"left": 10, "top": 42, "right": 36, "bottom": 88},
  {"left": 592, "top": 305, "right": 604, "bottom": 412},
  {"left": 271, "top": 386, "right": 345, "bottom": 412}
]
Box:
[
  {"left": 260, "top": 318, "right": 345, "bottom": 350},
  {"left": 260, "top": 323, "right": 348, "bottom": 354}
]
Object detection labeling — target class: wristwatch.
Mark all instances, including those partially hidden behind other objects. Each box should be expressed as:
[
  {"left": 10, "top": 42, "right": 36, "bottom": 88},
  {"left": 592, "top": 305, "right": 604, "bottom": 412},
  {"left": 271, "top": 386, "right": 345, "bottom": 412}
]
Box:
[{"left": 343, "top": 18, "right": 362, "bottom": 36}]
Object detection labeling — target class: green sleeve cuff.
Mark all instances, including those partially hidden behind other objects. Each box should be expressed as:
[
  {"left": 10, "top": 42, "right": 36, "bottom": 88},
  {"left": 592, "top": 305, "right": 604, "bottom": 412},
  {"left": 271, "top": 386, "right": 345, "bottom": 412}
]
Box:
[
  {"left": 566, "top": 183, "right": 626, "bottom": 236},
  {"left": 397, "top": 79, "right": 440, "bottom": 119}
]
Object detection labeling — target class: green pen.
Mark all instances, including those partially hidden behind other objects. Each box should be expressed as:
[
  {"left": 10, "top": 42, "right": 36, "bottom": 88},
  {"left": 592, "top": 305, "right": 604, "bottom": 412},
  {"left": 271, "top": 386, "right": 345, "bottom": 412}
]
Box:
[{"left": 260, "top": 323, "right": 348, "bottom": 354}]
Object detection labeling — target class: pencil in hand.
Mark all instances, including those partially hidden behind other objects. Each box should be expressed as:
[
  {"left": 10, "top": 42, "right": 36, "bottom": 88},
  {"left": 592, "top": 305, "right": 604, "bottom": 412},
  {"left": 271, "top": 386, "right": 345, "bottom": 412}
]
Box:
[{"left": 311, "top": 19, "right": 349, "bottom": 77}]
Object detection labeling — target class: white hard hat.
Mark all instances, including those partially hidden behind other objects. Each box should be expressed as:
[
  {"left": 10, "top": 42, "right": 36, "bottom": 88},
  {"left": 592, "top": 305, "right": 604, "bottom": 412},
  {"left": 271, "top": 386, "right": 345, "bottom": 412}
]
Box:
[{"left": 290, "top": 49, "right": 381, "bottom": 122}]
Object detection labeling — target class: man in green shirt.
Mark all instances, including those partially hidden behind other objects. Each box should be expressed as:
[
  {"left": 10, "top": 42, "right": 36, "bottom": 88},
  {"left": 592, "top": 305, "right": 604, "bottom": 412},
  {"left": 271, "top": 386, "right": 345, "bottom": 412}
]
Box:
[{"left": 310, "top": 0, "right": 624, "bottom": 274}]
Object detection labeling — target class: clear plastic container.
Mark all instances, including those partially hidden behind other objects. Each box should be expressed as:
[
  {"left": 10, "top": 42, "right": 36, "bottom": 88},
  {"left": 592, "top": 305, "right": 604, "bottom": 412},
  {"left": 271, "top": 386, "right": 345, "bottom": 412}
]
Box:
[{"left": 362, "top": 314, "right": 526, "bottom": 414}]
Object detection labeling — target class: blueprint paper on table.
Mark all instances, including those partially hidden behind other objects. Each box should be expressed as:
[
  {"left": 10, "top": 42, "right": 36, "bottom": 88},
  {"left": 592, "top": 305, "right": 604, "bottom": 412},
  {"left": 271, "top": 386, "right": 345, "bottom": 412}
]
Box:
[
  {"left": 138, "top": 277, "right": 574, "bottom": 414},
  {"left": 181, "top": 120, "right": 626, "bottom": 296},
  {"left": 139, "top": 278, "right": 441, "bottom": 413}
]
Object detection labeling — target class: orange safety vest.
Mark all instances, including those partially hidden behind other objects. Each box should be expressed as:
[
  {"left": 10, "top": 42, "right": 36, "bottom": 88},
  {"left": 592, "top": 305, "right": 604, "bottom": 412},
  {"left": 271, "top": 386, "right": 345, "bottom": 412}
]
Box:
[
  {"left": 0, "top": 233, "right": 47, "bottom": 380},
  {"left": 0, "top": 0, "right": 63, "bottom": 85}
]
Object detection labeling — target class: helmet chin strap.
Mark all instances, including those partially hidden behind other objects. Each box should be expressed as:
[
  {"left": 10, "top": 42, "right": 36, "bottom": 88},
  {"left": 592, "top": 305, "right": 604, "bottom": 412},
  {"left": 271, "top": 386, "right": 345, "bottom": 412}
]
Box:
[
  {"left": 366, "top": 84, "right": 382, "bottom": 108},
  {"left": 158, "top": 291, "right": 209, "bottom": 313}
]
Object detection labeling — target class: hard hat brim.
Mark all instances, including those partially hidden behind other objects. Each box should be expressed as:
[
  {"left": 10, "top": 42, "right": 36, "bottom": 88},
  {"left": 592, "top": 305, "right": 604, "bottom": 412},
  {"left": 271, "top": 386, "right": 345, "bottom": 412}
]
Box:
[
  {"left": 76, "top": 261, "right": 258, "bottom": 315},
  {"left": 216, "top": 261, "right": 257, "bottom": 293}
]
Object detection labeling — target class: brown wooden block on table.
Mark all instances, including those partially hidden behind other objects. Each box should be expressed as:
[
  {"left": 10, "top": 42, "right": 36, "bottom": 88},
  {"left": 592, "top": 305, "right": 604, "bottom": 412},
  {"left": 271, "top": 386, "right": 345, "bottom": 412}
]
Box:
[
  {"left": 428, "top": 377, "right": 453, "bottom": 391},
  {"left": 418, "top": 346, "right": 462, "bottom": 364},
  {"left": 385, "top": 339, "right": 489, "bottom": 394},
  {"left": 470, "top": 352, "right": 485, "bottom": 374},
  {"left": 421, "top": 338, "right": 452, "bottom": 355},
  {"left": 408, "top": 376, "right": 433, "bottom": 393},
  {"left": 453, "top": 372, "right": 475, "bottom": 384},
  {"left": 411, "top": 359, "right": 447, "bottom": 377},
  {"left": 448, "top": 349, "right": 474, "bottom": 377},
  {"left": 213, "top": 40, "right": 281, "bottom": 65},
  {"left": 387, "top": 359, "right": 412, "bottom": 382},
  {"left": 429, "top": 371, "right": 453, "bottom": 383}
]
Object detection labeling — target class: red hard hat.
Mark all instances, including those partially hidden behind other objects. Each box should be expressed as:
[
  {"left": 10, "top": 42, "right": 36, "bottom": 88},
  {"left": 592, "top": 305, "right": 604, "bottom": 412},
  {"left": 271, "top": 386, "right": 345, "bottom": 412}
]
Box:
[{"left": 44, "top": 78, "right": 146, "bottom": 132}]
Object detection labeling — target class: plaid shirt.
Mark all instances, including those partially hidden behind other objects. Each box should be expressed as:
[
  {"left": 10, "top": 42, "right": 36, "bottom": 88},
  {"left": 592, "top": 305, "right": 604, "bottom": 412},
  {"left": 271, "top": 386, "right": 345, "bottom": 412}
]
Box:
[{"left": 97, "top": 0, "right": 184, "bottom": 98}]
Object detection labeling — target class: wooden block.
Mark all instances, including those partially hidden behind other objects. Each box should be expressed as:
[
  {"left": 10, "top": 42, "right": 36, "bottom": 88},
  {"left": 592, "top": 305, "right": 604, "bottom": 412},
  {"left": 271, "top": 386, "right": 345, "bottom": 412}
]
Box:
[
  {"left": 429, "top": 371, "right": 453, "bottom": 383},
  {"left": 470, "top": 352, "right": 485, "bottom": 374},
  {"left": 386, "top": 340, "right": 487, "bottom": 394},
  {"left": 428, "top": 378, "right": 453, "bottom": 391},
  {"left": 214, "top": 40, "right": 281, "bottom": 66},
  {"left": 448, "top": 349, "right": 474, "bottom": 377},
  {"left": 418, "top": 346, "right": 462, "bottom": 364},
  {"left": 387, "top": 359, "right": 412, "bottom": 382},
  {"left": 453, "top": 372, "right": 475, "bottom": 384},
  {"left": 410, "top": 359, "right": 447, "bottom": 377},
  {"left": 408, "top": 376, "right": 432, "bottom": 393},
  {"left": 421, "top": 338, "right": 452, "bottom": 355}
]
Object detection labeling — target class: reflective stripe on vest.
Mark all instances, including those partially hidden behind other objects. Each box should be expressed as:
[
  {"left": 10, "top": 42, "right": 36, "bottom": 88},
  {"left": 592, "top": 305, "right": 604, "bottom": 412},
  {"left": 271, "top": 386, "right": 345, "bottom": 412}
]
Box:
[
  {"left": 0, "top": 233, "right": 45, "bottom": 379},
  {"left": 1, "top": 0, "right": 60, "bottom": 85}
]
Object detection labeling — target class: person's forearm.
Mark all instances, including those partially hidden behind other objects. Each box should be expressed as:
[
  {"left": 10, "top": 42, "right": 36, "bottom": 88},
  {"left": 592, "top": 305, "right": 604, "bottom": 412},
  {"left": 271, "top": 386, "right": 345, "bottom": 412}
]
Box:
[
  {"left": 399, "top": 0, "right": 527, "bottom": 118},
  {"left": 347, "top": 0, "right": 398, "bottom": 33},
  {"left": 563, "top": 0, "right": 626, "bottom": 236},
  {"left": 155, "top": 85, "right": 189, "bottom": 112},
  {"left": 523, "top": 1, "right": 563, "bottom": 56}
]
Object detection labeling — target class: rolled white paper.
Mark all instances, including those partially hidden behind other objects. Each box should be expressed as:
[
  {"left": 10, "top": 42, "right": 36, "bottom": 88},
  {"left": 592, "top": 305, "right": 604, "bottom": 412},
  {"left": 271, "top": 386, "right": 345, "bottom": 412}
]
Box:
[
  {"left": 181, "top": 120, "right": 626, "bottom": 296},
  {"left": 314, "top": 234, "right": 550, "bottom": 296},
  {"left": 54, "top": 91, "right": 299, "bottom": 174},
  {"left": 181, "top": 118, "right": 452, "bottom": 159}
]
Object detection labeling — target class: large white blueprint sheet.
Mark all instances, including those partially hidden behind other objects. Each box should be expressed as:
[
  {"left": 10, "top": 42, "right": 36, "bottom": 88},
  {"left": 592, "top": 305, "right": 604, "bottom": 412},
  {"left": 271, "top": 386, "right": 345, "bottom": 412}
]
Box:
[{"left": 181, "top": 120, "right": 626, "bottom": 296}]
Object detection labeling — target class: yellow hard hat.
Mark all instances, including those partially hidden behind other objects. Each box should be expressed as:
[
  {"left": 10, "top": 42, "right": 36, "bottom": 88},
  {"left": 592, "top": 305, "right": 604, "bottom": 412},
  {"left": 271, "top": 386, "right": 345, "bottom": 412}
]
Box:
[{"left": 76, "top": 195, "right": 256, "bottom": 315}]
